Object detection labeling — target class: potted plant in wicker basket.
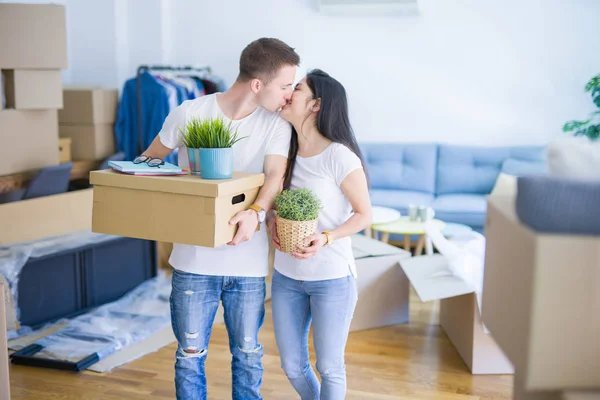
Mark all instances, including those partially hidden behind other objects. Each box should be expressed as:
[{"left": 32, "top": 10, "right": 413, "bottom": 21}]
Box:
[
  {"left": 179, "top": 116, "right": 245, "bottom": 179},
  {"left": 274, "top": 188, "right": 322, "bottom": 254}
]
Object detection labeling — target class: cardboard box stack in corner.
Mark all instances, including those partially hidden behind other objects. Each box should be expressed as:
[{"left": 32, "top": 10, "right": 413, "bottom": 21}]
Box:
[
  {"left": 59, "top": 87, "right": 118, "bottom": 162},
  {"left": 0, "top": 3, "right": 68, "bottom": 176},
  {"left": 483, "top": 196, "right": 600, "bottom": 399}
]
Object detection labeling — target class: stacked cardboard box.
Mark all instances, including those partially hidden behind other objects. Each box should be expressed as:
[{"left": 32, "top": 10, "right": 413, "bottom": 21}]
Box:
[
  {"left": 0, "top": 3, "right": 68, "bottom": 176},
  {"left": 59, "top": 88, "right": 118, "bottom": 161},
  {"left": 483, "top": 196, "right": 600, "bottom": 399}
]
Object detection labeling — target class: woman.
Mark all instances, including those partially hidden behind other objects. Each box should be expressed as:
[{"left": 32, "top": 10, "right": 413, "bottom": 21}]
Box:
[{"left": 268, "top": 69, "right": 372, "bottom": 400}]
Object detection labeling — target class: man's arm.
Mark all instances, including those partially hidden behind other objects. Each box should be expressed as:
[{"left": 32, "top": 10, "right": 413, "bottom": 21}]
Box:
[
  {"left": 252, "top": 154, "right": 287, "bottom": 212},
  {"left": 141, "top": 136, "right": 174, "bottom": 160},
  {"left": 228, "top": 154, "right": 287, "bottom": 245},
  {"left": 140, "top": 101, "right": 187, "bottom": 159}
]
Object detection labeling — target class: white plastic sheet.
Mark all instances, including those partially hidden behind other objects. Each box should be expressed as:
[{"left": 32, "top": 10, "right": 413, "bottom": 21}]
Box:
[
  {"left": 424, "top": 222, "right": 487, "bottom": 329},
  {"left": 33, "top": 272, "right": 171, "bottom": 363}
]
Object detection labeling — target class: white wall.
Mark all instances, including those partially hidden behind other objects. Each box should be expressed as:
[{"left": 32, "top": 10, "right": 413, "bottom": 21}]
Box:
[
  {"left": 4, "top": 0, "right": 600, "bottom": 146},
  {"left": 166, "top": 0, "right": 600, "bottom": 146}
]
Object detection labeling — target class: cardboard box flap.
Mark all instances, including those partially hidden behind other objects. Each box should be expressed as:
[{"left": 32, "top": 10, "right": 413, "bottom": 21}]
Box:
[
  {"left": 399, "top": 255, "right": 474, "bottom": 302},
  {"left": 352, "top": 234, "right": 406, "bottom": 259},
  {"left": 487, "top": 196, "right": 520, "bottom": 224},
  {"left": 90, "top": 170, "right": 265, "bottom": 198}
]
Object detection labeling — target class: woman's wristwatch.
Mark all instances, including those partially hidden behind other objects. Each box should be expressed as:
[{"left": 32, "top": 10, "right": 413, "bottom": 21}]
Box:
[{"left": 322, "top": 231, "right": 334, "bottom": 247}]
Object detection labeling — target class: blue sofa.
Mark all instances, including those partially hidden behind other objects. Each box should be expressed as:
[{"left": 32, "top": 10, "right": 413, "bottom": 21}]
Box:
[{"left": 360, "top": 143, "right": 547, "bottom": 232}]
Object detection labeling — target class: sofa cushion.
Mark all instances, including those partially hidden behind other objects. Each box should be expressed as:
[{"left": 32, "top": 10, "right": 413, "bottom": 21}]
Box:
[
  {"left": 361, "top": 143, "right": 437, "bottom": 194},
  {"left": 431, "top": 194, "right": 487, "bottom": 228},
  {"left": 370, "top": 189, "right": 434, "bottom": 213},
  {"left": 502, "top": 158, "right": 547, "bottom": 176},
  {"left": 436, "top": 145, "right": 546, "bottom": 195},
  {"left": 516, "top": 175, "right": 600, "bottom": 234}
]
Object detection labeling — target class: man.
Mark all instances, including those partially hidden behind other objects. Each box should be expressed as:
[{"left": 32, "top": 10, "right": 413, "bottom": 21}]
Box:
[{"left": 140, "top": 38, "right": 299, "bottom": 400}]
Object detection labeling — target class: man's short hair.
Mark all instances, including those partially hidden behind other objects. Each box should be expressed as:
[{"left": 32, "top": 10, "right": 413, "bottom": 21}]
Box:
[{"left": 238, "top": 38, "right": 300, "bottom": 84}]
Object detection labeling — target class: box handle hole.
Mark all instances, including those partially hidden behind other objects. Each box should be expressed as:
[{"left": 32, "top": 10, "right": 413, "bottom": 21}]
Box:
[{"left": 232, "top": 194, "right": 245, "bottom": 205}]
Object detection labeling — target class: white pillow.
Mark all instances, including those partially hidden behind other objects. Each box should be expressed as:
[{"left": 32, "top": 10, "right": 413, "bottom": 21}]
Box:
[
  {"left": 547, "top": 137, "right": 600, "bottom": 181},
  {"left": 490, "top": 172, "right": 517, "bottom": 197}
]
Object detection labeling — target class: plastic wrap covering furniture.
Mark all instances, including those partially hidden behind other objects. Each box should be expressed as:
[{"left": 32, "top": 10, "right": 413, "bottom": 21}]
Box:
[
  {"left": 10, "top": 273, "right": 171, "bottom": 371},
  {"left": 0, "top": 231, "right": 120, "bottom": 338}
]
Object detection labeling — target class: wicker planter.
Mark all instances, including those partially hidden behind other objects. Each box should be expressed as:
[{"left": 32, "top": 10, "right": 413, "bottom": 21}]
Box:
[{"left": 276, "top": 216, "right": 319, "bottom": 254}]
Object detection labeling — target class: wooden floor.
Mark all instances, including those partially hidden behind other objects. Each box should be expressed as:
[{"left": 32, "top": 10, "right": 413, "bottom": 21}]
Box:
[{"left": 9, "top": 288, "right": 513, "bottom": 399}]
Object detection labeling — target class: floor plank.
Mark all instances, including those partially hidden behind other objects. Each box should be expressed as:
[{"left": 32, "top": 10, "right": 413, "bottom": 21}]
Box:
[{"left": 9, "top": 287, "right": 513, "bottom": 399}]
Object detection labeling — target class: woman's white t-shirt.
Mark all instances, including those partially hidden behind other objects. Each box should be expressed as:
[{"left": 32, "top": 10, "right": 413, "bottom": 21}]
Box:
[{"left": 274, "top": 142, "right": 363, "bottom": 281}]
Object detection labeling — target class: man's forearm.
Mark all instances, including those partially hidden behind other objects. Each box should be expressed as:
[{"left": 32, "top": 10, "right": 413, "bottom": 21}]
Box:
[
  {"left": 142, "top": 136, "right": 174, "bottom": 159},
  {"left": 252, "top": 174, "right": 283, "bottom": 213}
]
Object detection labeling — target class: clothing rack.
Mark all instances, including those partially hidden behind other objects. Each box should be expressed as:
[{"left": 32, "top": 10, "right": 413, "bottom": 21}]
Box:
[{"left": 135, "top": 64, "right": 212, "bottom": 156}]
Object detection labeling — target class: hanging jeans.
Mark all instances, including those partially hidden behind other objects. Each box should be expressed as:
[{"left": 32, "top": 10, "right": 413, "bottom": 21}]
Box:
[{"left": 170, "top": 269, "right": 266, "bottom": 400}]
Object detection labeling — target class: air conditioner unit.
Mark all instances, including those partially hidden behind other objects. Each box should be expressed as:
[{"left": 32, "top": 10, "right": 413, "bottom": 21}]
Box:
[{"left": 317, "top": 0, "right": 419, "bottom": 16}]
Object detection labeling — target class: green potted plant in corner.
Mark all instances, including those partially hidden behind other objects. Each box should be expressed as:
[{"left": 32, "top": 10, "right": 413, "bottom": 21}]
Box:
[
  {"left": 563, "top": 73, "right": 600, "bottom": 141},
  {"left": 274, "top": 188, "right": 322, "bottom": 254},
  {"left": 179, "top": 116, "right": 246, "bottom": 179}
]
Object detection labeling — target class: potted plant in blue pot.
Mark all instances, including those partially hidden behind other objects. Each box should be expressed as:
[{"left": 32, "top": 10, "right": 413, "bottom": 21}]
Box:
[{"left": 179, "top": 116, "right": 245, "bottom": 179}]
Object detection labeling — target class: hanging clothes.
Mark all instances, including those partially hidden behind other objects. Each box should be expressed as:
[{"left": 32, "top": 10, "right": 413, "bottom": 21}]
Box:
[
  {"left": 114, "top": 67, "right": 226, "bottom": 164},
  {"left": 200, "top": 78, "right": 218, "bottom": 94},
  {"left": 114, "top": 72, "right": 173, "bottom": 163}
]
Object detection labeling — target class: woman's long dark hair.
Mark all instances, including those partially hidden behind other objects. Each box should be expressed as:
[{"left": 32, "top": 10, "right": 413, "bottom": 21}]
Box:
[{"left": 282, "top": 69, "right": 368, "bottom": 190}]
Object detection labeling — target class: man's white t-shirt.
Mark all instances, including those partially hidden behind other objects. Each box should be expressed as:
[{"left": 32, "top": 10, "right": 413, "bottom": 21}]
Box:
[
  {"left": 158, "top": 94, "right": 291, "bottom": 277},
  {"left": 274, "top": 143, "right": 364, "bottom": 281}
]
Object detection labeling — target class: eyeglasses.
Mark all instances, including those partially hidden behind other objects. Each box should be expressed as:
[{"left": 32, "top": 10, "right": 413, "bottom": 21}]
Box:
[{"left": 133, "top": 155, "right": 165, "bottom": 167}]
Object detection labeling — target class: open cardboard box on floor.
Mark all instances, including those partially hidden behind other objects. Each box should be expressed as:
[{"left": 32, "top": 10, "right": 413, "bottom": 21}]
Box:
[
  {"left": 483, "top": 196, "right": 600, "bottom": 391},
  {"left": 350, "top": 234, "right": 412, "bottom": 332},
  {"left": 399, "top": 254, "right": 514, "bottom": 375},
  {"left": 90, "top": 170, "right": 264, "bottom": 248}
]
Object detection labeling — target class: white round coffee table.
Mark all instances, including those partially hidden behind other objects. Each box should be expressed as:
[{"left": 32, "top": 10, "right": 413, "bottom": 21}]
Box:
[
  {"left": 372, "top": 217, "right": 446, "bottom": 255},
  {"left": 365, "top": 206, "right": 401, "bottom": 238}
]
